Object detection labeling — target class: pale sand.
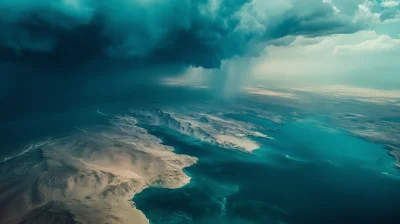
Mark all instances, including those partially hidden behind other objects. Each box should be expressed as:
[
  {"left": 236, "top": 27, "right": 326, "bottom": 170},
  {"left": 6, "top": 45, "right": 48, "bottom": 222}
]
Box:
[
  {"left": 0, "top": 118, "right": 196, "bottom": 224},
  {"left": 215, "top": 135, "right": 260, "bottom": 152},
  {"left": 132, "top": 108, "right": 269, "bottom": 152},
  {"left": 243, "top": 87, "right": 296, "bottom": 99}
]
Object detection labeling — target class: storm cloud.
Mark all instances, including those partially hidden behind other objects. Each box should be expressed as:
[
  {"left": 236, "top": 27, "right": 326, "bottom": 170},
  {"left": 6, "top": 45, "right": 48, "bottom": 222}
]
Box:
[
  {"left": 0, "top": 0, "right": 383, "bottom": 121},
  {"left": 0, "top": 0, "right": 365, "bottom": 69}
]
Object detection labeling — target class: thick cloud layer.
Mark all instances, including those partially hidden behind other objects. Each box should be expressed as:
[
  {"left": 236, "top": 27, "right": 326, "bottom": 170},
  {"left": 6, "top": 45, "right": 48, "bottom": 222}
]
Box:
[
  {"left": 0, "top": 0, "right": 365, "bottom": 69},
  {"left": 0, "top": 0, "right": 385, "bottom": 121}
]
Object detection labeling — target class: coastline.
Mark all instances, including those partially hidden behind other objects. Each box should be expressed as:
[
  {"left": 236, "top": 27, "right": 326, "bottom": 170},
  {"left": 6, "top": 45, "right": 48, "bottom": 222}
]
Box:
[{"left": 0, "top": 119, "right": 197, "bottom": 224}]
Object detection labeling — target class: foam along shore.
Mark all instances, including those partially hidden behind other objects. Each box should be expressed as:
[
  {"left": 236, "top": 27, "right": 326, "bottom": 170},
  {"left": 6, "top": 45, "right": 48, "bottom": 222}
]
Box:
[
  {"left": 0, "top": 116, "right": 196, "bottom": 224},
  {"left": 1, "top": 139, "right": 53, "bottom": 163},
  {"left": 386, "top": 145, "right": 400, "bottom": 168}
]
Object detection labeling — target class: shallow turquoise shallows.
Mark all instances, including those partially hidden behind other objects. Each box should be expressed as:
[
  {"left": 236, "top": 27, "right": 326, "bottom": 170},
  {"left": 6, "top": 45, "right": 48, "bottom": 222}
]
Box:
[{"left": 134, "top": 116, "right": 400, "bottom": 224}]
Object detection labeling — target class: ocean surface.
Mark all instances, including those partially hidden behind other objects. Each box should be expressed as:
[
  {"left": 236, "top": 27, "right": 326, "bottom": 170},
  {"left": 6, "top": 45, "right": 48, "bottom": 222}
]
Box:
[{"left": 134, "top": 115, "right": 400, "bottom": 224}]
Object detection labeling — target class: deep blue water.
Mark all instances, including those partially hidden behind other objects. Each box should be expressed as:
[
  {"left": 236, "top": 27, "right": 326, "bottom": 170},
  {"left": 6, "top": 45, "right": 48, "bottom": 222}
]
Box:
[
  {"left": 134, "top": 115, "right": 400, "bottom": 224},
  {"left": 0, "top": 107, "right": 111, "bottom": 161}
]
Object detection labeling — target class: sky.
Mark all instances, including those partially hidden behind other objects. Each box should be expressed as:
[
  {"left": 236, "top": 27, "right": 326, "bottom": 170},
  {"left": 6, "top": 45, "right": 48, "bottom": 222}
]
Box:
[
  {"left": 161, "top": 0, "right": 400, "bottom": 92},
  {"left": 1, "top": 0, "right": 400, "bottom": 116}
]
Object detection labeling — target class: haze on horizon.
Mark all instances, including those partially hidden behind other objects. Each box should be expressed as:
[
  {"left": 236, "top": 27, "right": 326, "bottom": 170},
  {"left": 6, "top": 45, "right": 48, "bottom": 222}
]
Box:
[{"left": 1, "top": 0, "right": 400, "bottom": 112}]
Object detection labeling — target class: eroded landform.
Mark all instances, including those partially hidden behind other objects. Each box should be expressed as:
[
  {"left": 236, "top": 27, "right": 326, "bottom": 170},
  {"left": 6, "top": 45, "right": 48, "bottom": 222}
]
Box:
[
  {"left": 0, "top": 116, "right": 196, "bottom": 224},
  {"left": 0, "top": 107, "right": 274, "bottom": 224},
  {"left": 1, "top": 93, "right": 399, "bottom": 223}
]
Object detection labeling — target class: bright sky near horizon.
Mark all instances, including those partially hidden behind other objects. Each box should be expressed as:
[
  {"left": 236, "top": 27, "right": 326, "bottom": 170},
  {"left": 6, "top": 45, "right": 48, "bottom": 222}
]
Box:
[
  {"left": 1, "top": 0, "right": 400, "bottom": 100},
  {"left": 166, "top": 0, "right": 400, "bottom": 92}
]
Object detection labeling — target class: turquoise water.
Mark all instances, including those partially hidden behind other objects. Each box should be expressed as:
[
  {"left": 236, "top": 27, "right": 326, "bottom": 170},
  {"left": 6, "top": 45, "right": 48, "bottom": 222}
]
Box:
[
  {"left": 224, "top": 113, "right": 281, "bottom": 131},
  {"left": 382, "top": 117, "right": 400, "bottom": 123},
  {"left": 134, "top": 116, "right": 400, "bottom": 224}
]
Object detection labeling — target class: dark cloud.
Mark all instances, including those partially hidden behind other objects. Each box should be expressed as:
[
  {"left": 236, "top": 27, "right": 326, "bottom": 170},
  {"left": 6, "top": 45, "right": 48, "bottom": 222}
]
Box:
[
  {"left": 0, "top": 0, "right": 365, "bottom": 69},
  {"left": 0, "top": 0, "right": 372, "bottom": 120}
]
